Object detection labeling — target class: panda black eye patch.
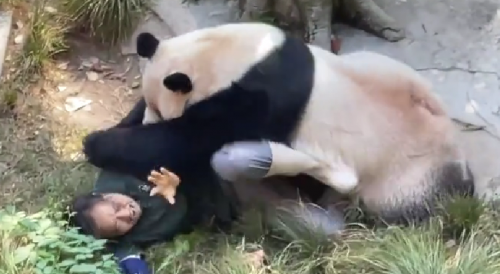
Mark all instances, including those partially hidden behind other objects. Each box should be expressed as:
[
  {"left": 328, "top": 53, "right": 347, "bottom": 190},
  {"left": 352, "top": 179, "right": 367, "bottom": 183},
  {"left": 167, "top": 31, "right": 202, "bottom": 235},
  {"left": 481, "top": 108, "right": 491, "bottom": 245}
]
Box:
[{"left": 163, "top": 73, "right": 193, "bottom": 94}]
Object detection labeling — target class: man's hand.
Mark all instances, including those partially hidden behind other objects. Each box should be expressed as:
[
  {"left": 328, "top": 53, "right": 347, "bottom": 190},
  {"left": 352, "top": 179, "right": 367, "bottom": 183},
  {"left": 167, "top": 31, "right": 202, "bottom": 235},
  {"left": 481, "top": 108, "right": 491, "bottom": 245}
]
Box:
[{"left": 147, "top": 167, "right": 180, "bottom": 204}]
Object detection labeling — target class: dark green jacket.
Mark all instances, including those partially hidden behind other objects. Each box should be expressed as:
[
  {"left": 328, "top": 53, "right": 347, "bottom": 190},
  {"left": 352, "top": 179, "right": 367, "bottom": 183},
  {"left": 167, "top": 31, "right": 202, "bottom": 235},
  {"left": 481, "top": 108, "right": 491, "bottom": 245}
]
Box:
[
  {"left": 93, "top": 170, "right": 192, "bottom": 257},
  {"left": 92, "top": 169, "right": 238, "bottom": 258}
]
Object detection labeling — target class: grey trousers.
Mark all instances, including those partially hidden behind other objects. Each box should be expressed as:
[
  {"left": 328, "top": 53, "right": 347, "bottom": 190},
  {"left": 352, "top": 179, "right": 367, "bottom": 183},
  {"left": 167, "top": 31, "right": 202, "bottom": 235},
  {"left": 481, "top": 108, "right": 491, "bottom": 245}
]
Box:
[{"left": 211, "top": 141, "right": 273, "bottom": 182}]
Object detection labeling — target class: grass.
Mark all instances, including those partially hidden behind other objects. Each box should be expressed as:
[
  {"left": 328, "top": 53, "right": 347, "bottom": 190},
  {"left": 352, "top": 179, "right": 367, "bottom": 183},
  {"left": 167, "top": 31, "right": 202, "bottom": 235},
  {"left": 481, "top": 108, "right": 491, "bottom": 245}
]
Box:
[
  {"left": 1, "top": 0, "right": 68, "bottom": 109},
  {"left": 2, "top": 0, "right": 500, "bottom": 274},
  {"left": 140, "top": 204, "right": 500, "bottom": 274},
  {"left": 58, "top": 0, "right": 153, "bottom": 45},
  {"left": 15, "top": 1, "right": 68, "bottom": 76}
]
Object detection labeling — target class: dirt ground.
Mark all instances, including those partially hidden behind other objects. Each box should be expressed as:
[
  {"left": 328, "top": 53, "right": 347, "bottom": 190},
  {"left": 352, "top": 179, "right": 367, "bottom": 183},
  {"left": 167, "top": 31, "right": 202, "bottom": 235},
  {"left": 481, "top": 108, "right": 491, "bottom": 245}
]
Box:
[
  {"left": 0, "top": 32, "right": 142, "bottom": 211},
  {"left": 48, "top": 35, "right": 142, "bottom": 130}
]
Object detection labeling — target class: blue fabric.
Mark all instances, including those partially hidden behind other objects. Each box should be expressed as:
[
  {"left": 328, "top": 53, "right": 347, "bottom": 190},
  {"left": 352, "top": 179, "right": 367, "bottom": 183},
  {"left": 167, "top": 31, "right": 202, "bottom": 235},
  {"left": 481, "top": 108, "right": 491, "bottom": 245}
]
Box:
[{"left": 118, "top": 255, "right": 151, "bottom": 274}]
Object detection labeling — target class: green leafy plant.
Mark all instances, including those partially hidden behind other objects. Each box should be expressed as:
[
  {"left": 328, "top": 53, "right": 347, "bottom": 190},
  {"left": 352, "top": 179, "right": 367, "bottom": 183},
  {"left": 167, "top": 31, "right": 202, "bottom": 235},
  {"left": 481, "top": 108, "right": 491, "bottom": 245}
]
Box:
[{"left": 0, "top": 207, "right": 120, "bottom": 274}]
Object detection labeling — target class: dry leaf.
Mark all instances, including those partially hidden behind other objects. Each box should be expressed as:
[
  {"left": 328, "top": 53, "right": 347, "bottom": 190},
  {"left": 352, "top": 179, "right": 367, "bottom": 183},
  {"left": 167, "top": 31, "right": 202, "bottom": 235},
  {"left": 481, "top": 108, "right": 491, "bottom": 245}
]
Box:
[
  {"left": 64, "top": 97, "right": 92, "bottom": 112},
  {"left": 44, "top": 6, "right": 57, "bottom": 13},
  {"left": 131, "top": 81, "right": 140, "bottom": 89},
  {"left": 57, "top": 62, "right": 68, "bottom": 70}
]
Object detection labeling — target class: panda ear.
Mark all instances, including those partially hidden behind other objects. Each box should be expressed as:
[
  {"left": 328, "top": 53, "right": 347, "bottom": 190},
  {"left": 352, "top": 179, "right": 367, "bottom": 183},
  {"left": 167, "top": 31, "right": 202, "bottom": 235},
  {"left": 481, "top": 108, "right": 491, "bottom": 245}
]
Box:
[
  {"left": 136, "top": 32, "right": 159, "bottom": 59},
  {"left": 163, "top": 73, "right": 193, "bottom": 94}
]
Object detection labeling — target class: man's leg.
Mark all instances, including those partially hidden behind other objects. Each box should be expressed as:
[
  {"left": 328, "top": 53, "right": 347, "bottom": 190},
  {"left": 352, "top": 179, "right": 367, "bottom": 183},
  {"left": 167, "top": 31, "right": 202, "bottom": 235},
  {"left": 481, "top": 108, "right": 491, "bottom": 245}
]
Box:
[
  {"left": 211, "top": 141, "right": 272, "bottom": 182},
  {"left": 210, "top": 141, "right": 321, "bottom": 182},
  {"left": 211, "top": 141, "right": 346, "bottom": 236}
]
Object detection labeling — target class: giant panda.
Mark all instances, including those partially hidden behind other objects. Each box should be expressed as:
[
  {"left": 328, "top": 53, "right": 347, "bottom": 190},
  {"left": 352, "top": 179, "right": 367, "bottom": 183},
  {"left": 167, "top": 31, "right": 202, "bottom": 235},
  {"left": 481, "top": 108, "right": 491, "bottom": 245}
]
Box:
[{"left": 133, "top": 22, "right": 475, "bottom": 223}]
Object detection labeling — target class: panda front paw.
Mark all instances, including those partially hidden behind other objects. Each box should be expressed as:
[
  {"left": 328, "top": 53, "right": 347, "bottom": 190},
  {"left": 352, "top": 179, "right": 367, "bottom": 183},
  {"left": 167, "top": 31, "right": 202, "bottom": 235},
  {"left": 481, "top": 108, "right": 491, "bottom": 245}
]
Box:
[{"left": 82, "top": 130, "right": 116, "bottom": 168}]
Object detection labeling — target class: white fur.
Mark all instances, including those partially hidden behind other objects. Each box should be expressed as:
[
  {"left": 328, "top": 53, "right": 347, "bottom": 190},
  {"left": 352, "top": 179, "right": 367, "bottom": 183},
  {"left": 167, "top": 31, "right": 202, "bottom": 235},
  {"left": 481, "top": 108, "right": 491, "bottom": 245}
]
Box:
[{"left": 140, "top": 22, "right": 468, "bottom": 214}]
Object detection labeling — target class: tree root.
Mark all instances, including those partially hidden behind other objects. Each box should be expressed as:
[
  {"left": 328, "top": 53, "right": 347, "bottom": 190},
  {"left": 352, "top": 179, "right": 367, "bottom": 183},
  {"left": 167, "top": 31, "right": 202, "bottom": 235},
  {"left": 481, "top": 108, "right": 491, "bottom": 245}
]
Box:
[
  {"left": 337, "top": 0, "right": 406, "bottom": 42},
  {"left": 294, "top": 0, "right": 333, "bottom": 49},
  {"left": 237, "top": 0, "right": 406, "bottom": 47}
]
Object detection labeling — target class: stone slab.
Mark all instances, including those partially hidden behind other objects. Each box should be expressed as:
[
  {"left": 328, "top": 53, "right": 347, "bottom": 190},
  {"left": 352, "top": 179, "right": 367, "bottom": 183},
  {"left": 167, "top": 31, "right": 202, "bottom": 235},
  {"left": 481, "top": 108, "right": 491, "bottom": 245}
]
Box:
[
  {"left": 121, "top": 0, "right": 239, "bottom": 57},
  {"left": 334, "top": 0, "right": 500, "bottom": 199},
  {"left": 0, "top": 11, "right": 12, "bottom": 79}
]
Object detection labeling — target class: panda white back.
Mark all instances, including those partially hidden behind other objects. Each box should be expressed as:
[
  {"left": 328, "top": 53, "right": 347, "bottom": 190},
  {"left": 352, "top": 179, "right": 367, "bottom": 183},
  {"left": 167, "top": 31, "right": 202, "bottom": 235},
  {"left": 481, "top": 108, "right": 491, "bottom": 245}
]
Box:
[
  {"left": 282, "top": 47, "right": 472, "bottom": 220},
  {"left": 291, "top": 48, "right": 455, "bottom": 175}
]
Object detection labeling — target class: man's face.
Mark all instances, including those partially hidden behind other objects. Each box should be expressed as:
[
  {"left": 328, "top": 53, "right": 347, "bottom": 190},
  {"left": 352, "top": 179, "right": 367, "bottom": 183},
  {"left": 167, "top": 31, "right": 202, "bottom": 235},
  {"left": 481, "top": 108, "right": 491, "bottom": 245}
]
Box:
[{"left": 88, "top": 193, "right": 142, "bottom": 238}]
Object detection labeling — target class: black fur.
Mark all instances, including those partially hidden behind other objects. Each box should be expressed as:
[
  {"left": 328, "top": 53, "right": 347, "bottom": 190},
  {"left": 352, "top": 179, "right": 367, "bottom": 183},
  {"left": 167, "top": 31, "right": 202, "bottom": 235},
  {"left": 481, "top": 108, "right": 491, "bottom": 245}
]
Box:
[
  {"left": 163, "top": 72, "right": 193, "bottom": 94},
  {"left": 84, "top": 82, "right": 267, "bottom": 179},
  {"left": 234, "top": 34, "right": 315, "bottom": 143},
  {"left": 136, "top": 32, "right": 160, "bottom": 59},
  {"left": 114, "top": 98, "right": 147, "bottom": 128}
]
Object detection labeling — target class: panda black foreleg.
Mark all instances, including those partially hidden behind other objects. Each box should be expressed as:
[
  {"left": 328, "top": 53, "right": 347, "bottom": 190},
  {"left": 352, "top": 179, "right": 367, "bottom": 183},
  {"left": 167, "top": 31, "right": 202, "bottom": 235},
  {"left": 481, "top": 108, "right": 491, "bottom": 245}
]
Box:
[
  {"left": 114, "top": 97, "right": 147, "bottom": 128},
  {"left": 83, "top": 83, "right": 269, "bottom": 180}
]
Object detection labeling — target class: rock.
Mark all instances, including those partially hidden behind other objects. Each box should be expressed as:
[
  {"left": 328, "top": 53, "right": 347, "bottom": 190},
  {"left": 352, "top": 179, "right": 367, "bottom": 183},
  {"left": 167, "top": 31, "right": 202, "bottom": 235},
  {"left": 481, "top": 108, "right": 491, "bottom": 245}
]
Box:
[
  {"left": 0, "top": 11, "right": 13, "bottom": 77},
  {"left": 14, "top": 34, "right": 23, "bottom": 44},
  {"left": 0, "top": 162, "right": 7, "bottom": 174},
  {"left": 86, "top": 71, "right": 99, "bottom": 81},
  {"left": 57, "top": 62, "right": 68, "bottom": 70},
  {"left": 122, "top": 0, "right": 240, "bottom": 55}
]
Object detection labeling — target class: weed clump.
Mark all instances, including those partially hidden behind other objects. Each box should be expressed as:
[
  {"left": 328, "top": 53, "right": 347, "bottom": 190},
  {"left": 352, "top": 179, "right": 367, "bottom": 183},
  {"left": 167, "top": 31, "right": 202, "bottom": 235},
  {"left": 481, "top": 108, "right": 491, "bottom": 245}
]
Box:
[
  {"left": 1, "top": 0, "right": 68, "bottom": 108},
  {"left": 58, "top": 0, "right": 153, "bottom": 45}
]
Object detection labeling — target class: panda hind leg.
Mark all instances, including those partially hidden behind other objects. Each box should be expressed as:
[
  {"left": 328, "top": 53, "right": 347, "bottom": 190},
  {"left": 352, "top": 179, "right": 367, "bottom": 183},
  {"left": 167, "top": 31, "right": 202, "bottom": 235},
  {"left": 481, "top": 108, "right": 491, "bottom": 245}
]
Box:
[
  {"left": 267, "top": 142, "right": 359, "bottom": 194},
  {"left": 308, "top": 161, "right": 359, "bottom": 194},
  {"left": 265, "top": 142, "right": 322, "bottom": 177}
]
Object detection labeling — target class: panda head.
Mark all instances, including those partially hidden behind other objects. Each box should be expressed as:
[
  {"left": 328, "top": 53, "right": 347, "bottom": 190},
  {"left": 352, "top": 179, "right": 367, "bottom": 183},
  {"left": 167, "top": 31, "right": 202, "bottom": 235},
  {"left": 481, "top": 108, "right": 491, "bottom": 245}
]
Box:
[
  {"left": 137, "top": 32, "right": 193, "bottom": 98},
  {"left": 136, "top": 24, "right": 285, "bottom": 119},
  {"left": 136, "top": 29, "right": 232, "bottom": 119}
]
